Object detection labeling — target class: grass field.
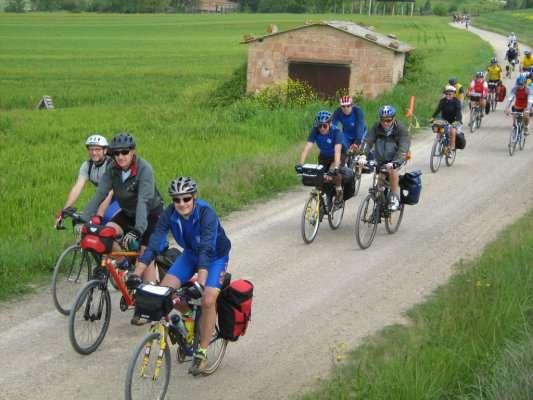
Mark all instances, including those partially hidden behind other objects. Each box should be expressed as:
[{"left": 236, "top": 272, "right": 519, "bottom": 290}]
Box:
[
  {"left": 299, "top": 209, "right": 533, "bottom": 399},
  {"left": 473, "top": 8, "right": 533, "bottom": 48},
  {"left": 0, "top": 13, "right": 492, "bottom": 299}
]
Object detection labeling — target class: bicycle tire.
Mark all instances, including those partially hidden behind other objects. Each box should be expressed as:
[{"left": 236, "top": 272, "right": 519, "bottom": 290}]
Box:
[
  {"left": 508, "top": 126, "right": 518, "bottom": 156},
  {"left": 384, "top": 201, "right": 404, "bottom": 234},
  {"left": 445, "top": 148, "right": 456, "bottom": 167},
  {"left": 301, "top": 194, "right": 320, "bottom": 244},
  {"left": 202, "top": 322, "right": 228, "bottom": 376},
  {"left": 125, "top": 331, "right": 171, "bottom": 400},
  {"left": 429, "top": 138, "right": 443, "bottom": 173},
  {"left": 68, "top": 279, "right": 111, "bottom": 355},
  {"left": 355, "top": 194, "right": 378, "bottom": 250},
  {"left": 469, "top": 110, "right": 476, "bottom": 133},
  {"left": 51, "top": 245, "right": 97, "bottom": 316},
  {"left": 353, "top": 170, "right": 362, "bottom": 197},
  {"left": 519, "top": 127, "right": 526, "bottom": 150},
  {"left": 328, "top": 199, "right": 345, "bottom": 230}
]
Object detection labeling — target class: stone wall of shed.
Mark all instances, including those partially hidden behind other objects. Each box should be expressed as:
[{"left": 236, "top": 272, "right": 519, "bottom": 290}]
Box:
[{"left": 246, "top": 24, "right": 407, "bottom": 99}]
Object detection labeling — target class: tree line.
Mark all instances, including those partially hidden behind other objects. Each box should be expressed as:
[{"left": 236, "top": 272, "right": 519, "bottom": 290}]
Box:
[{"left": 4, "top": 0, "right": 533, "bottom": 13}]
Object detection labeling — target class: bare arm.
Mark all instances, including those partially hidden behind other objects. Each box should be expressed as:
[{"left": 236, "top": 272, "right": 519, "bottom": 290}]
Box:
[
  {"left": 333, "top": 143, "right": 342, "bottom": 169},
  {"left": 96, "top": 190, "right": 114, "bottom": 217},
  {"left": 299, "top": 142, "right": 314, "bottom": 164},
  {"left": 63, "top": 176, "right": 87, "bottom": 209}
]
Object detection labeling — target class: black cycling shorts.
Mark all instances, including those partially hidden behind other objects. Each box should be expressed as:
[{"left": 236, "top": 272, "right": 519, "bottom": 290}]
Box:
[{"left": 111, "top": 210, "right": 161, "bottom": 246}]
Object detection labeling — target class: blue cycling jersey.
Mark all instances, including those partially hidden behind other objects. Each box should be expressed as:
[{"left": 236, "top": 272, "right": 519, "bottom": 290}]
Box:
[
  {"left": 306, "top": 125, "right": 346, "bottom": 158},
  {"left": 331, "top": 106, "right": 367, "bottom": 147}
]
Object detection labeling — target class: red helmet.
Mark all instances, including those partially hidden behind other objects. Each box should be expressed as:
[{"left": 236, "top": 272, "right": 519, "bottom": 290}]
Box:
[{"left": 339, "top": 95, "right": 353, "bottom": 106}]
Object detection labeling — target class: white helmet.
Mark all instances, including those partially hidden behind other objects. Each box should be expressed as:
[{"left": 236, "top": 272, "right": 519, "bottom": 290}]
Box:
[
  {"left": 85, "top": 134, "right": 108, "bottom": 148},
  {"left": 444, "top": 85, "right": 456, "bottom": 93}
]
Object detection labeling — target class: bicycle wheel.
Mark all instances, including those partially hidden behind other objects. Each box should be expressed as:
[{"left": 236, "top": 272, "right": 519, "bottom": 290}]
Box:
[
  {"left": 328, "top": 199, "right": 345, "bottom": 230},
  {"left": 476, "top": 111, "right": 482, "bottom": 129},
  {"left": 445, "top": 147, "right": 456, "bottom": 167},
  {"left": 384, "top": 201, "right": 404, "bottom": 234},
  {"left": 125, "top": 331, "right": 171, "bottom": 400},
  {"left": 355, "top": 194, "right": 379, "bottom": 250},
  {"left": 490, "top": 94, "right": 496, "bottom": 111},
  {"left": 300, "top": 194, "right": 320, "bottom": 244},
  {"left": 353, "top": 170, "right": 362, "bottom": 197},
  {"left": 51, "top": 245, "right": 97, "bottom": 315},
  {"left": 68, "top": 279, "right": 111, "bottom": 355},
  {"left": 508, "top": 126, "right": 518, "bottom": 156},
  {"left": 469, "top": 110, "right": 476, "bottom": 133},
  {"left": 429, "top": 138, "right": 443, "bottom": 173},
  {"left": 202, "top": 321, "right": 228, "bottom": 376},
  {"left": 519, "top": 127, "right": 526, "bottom": 150}
]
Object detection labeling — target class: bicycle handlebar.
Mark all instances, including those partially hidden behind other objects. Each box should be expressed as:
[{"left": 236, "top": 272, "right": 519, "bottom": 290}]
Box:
[{"left": 55, "top": 207, "right": 86, "bottom": 230}]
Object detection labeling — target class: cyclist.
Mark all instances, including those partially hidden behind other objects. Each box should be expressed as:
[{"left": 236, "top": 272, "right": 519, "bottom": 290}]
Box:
[
  {"left": 331, "top": 95, "right": 367, "bottom": 153},
  {"left": 448, "top": 77, "right": 465, "bottom": 109},
  {"left": 505, "top": 75, "right": 530, "bottom": 135},
  {"left": 432, "top": 85, "right": 462, "bottom": 151},
  {"left": 507, "top": 32, "right": 517, "bottom": 49},
  {"left": 521, "top": 50, "right": 533, "bottom": 73},
  {"left": 295, "top": 110, "right": 346, "bottom": 203},
  {"left": 141, "top": 176, "right": 231, "bottom": 376},
  {"left": 467, "top": 71, "right": 488, "bottom": 116},
  {"left": 506, "top": 45, "right": 519, "bottom": 71},
  {"left": 486, "top": 57, "right": 503, "bottom": 85},
  {"left": 55, "top": 134, "right": 120, "bottom": 228},
  {"left": 358, "top": 105, "right": 410, "bottom": 211},
  {"left": 83, "top": 132, "right": 164, "bottom": 254}
]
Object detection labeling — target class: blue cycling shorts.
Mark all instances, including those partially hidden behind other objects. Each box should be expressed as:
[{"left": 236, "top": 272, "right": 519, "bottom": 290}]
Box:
[
  {"left": 168, "top": 252, "right": 228, "bottom": 289},
  {"left": 102, "top": 200, "right": 121, "bottom": 224}
]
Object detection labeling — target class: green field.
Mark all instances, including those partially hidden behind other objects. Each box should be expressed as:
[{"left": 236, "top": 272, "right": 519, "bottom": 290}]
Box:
[
  {"left": 0, "top": 13, "right": 491, "bottom": 298},
  {"left": 473, "top": 8, "right": 533, "bottom": 48}
]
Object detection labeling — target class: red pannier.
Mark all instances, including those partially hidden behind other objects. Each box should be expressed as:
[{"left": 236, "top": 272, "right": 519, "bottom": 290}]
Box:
[
  {"left": 217, "top": 279, "right": 253, "bottom": 341},
  {"left": 496, "top": 84, "right": 506, "bottom": 102},
  {"left": 80, "top": 223, "right": 116, "bottom": 254}
]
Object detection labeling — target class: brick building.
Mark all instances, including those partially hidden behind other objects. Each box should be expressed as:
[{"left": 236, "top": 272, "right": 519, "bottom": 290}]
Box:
[
  {"left": 196, "top": 0, "right": 237, "bottom": 12},
  {"left": 244, "top": 21, "right": 414, "bottom": 99}
]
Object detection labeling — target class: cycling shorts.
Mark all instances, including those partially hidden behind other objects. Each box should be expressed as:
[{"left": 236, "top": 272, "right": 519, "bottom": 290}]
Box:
[
  {"left": 511, "top": 106, "right": 527, "bottom": 113},
  {"left": 110, "top": 210, "right": 161, "bottom": 246},
  {"left": 168, "top": 252, "right": 228, "bottom": 289},
  {"left": 102, "top": 200, "right": 121, "bottom": 224}
]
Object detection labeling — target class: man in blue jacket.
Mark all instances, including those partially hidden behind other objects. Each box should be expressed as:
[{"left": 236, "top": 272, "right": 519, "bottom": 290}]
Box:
[
  {"left": 331, "top": 95, "right": 367, "bottom": 152},
  {"left": 134, "top": 176, "right": 231, "bottom": 376}
]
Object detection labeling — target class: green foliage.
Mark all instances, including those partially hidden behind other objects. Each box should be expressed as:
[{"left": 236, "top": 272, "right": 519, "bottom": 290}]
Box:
[
  {"left": 5, "top": 0, "right": 25, "bottom": 11},
  {"left": 209, "top": 62, "right": 248, "bottom": 108},
  {"left": 253, "top": 79, "right": 318, "bottom": 109},
  {"left": 432, "top": 3, "right": 448, "bottom": 16},
  {"left": 300, "top": 210, "right": 533, "bottom": 399},
  {"left": 474, "top": 9, "right": 533, "bottom": 47}
]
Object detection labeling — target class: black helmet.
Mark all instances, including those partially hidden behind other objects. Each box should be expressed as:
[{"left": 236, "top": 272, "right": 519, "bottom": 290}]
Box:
[
  {"left": 109, "top": 132, "right": 136, "bottom": 150},
  {"left": 448, "top": 77, "right": 457, "bottom": 85},
  {"left": 168, "top": 176, "right": 198, "bottom": 197}
]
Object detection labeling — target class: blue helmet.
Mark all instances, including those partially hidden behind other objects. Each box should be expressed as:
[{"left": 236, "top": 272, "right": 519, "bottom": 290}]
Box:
[
  {"left": 378, "top": 105, "right": 396, "bottom": 118},
  {"left": 314, "top": 110, "right": 332, "bottom": 126},
  {"left": 516, "top": 76, "right": 526, "bottom": 85}
]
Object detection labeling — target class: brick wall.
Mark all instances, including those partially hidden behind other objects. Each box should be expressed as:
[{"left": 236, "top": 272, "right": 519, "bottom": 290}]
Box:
[{"left": 246, "top": 25, "right": 406, "bottom": 99}]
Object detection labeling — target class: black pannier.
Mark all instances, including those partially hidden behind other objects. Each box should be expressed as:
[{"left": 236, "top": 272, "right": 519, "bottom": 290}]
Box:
[{"left": 399, "top": 170, "right": 422, "bottom": 205}]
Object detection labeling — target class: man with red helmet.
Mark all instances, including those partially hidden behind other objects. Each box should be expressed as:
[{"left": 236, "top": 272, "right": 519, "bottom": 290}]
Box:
[
  {"left": 331, "top": 95, "right": 367, "bottom": 154},
  {"left": 467, "top": 71, "right": 489, "bottom": 116}
]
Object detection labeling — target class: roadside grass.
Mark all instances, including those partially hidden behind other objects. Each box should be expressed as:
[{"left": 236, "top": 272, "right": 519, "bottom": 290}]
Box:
[
  {"left": 0, "top": 14, "right": 491, "bottom": 300},
  {"left": 473, "top": 9, "right": 533, "bottom": 48},
  {"left": 299, "top": 209, "right": 533, "bottom": 400}
]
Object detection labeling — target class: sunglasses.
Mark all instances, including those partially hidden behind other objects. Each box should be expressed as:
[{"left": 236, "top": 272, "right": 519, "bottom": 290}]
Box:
[
  {"left": 113, "top": 149, "right": 131, "bottom": 156},
  {"left": 341, "top": 105, "right": 352, "bottom": 108},
  {"left": 172, "top": 196, "right": 193, "bottom": 205},
  {"left": 380, "top": 118, "right": 394, "bottom": 123},
  {"left": 318, "top": 123, "right": 329, "bottom": 129},
  {"left": 445, "top": 91, "right": 454, "bottom": 95}
]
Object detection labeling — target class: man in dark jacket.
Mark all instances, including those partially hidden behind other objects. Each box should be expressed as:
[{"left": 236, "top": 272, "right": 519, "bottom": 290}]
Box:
[
  {"left": 360, "top": 105, "right": 410, "bottom": 210},
  {"left": 432, "top": 85, "right": 463, "bottom": 151},
  {"left": 83, "top": 132, "right": 163, "bottom": 250}
]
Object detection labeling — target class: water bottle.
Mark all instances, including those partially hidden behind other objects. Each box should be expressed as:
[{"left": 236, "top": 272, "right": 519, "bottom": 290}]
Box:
[
  {"left": 183, "top": 316, "right": 194, "bottom": 345},
  {"left": 170, "top": 314, "right": 188, "bottom": 339}
]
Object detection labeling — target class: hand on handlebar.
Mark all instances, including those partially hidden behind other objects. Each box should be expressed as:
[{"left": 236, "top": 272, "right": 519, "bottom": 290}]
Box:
[
  {"left": 122, "top": 230, "right": 141, "bottom": 251},
  {"left": 357, "top": 155, "right": 367, "bottom": 166},
  {"left": 294, "top": 163, "right": 303, "bottom": 174},
  {"left": 326, "top": 167, "right": 339, "bottom": 177},
  {"left": 54, "top": 211, "right": 64, "bottom": 230}
]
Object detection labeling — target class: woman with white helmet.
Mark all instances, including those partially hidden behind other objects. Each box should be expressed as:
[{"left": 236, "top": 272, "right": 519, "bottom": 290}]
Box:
[
  {"left": 55, "top": 134, "right": 120, "bottom": 227},
  {"left": 432, "top": 85, "right": 463, "bottom": 151}
]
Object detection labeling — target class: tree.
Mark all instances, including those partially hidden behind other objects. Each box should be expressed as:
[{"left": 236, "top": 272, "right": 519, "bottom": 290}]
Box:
[{"left": 5, "top": 0, "right": 26, "bottom": 11}]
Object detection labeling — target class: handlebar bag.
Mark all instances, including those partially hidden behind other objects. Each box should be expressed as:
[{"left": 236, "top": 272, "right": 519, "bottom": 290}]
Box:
[
  {"left": 80, "top": 223, "right": 116, "bottom": 254},
  {"left": 301, "top": 164, "right": 324, "bottom": 187},
  {"left": 399, "top": 170, "right": 422, "bottom": 205},
  {"left": 134, "top": 284, "right": 173, "bottom": 322}
]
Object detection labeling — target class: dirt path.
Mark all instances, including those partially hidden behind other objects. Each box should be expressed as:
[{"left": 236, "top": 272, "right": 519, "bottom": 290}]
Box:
[{"left": 2, "top": 26, "right": 533, "bottom": 400}]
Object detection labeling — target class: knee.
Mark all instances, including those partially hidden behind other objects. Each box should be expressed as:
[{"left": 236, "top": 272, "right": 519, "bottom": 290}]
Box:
[{"left": 202, "top": 292, "right": 218, "bottom": 310}]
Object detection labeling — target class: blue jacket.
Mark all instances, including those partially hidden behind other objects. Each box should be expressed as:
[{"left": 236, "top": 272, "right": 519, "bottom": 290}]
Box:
[
  {"left": 139, "top": 199, "right": 231, "bottom": 268},
  {"left": 306, "top": 125, "right": 346, "bottom": 158},
  {"left": 332, "top": 106, "right": 367, "bottom": 147}
]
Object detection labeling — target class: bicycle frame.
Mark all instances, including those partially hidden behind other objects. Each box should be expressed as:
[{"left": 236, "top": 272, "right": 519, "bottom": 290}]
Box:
[{"left": 100, "top": 250, "right": 139, "bottom": 308}]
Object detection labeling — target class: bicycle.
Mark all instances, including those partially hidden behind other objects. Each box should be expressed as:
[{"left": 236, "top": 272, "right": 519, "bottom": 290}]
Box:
[
  {"left": 429, "top": 119, "right": 457, "bottom": 173},
  {"left": 345, "top": 147, "right": 365, "bottom": 197},
  {"left": 508, "top": 111, "right": 527, "bottom": 156},
  {"left": 354, "top": 161, "right": 405, "bottom": 250},
  {"left": 52, "top": 208, "right": 100, "bottom": 316},
  {"left": 124, "top": 277, "right": 230, "bottom": 400},
  {"left": 488, "top": 82, "right": 498, "bottom": 112},
  {"left": 298, "top": 164, "right": 345, "bottom": 244},
  {"left": 505, "top": 59, "right": 517, "bottom": 78},
  {"left": 468, "top": 94, "right": 483, "bottom": 133}
]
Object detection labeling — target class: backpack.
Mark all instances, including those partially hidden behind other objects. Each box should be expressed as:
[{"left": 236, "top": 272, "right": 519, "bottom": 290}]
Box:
[
  {"left": 217, "top": 279, "right": 253, "bottom": 341},
  {"left": 496, "top": 84, "right": 506, "bottom": 102}
]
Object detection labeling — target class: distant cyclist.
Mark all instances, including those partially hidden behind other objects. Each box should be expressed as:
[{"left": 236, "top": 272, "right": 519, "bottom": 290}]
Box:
[
  {"left": 448, "top": 77, "right": 465, "bottom": 109},
  {"left": 506, "top": 45, "right": 519, "bottom": 70},
  {"left": 521, "top": 50, "right": 533, "bottom": 73},
  {"left": 296, "top": 110, "right": 346, "bottom": 203},
  {"left": 507, "top": 32, "right": 517, "bottom": 49},
  {"left": 432, "top": 85, "right": 462, "bottom": 151},
  {"left": 331, "top": 95, "right": 367, "bottom": 153},
  {"left": 55, "top": 134, "right": 119, "bottom": 228},
  {"left": 359, "top": 105, "right": 410, "bottom": 211},
  {"left": 505, "top": 76, "right": 530, "bottom": 135},
  {"left": 467, "top": 71, "right": 489, "bottom": 116}
]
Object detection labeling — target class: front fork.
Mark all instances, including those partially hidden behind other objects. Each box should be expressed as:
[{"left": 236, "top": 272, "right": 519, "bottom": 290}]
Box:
[{"left": 140, "top": 323, "right": 168, "bottom": 381}]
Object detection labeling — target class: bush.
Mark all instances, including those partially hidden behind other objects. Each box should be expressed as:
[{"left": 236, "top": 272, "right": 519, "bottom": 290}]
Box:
[
  {"left": 433, "top": 4, "right": 448, "bottom": 16},
  {"left": 209, "top": 62, "right": 248, "bottom": 108},
  {"left": 254, "top": 79, "right": 318, "bottom": 109}
]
